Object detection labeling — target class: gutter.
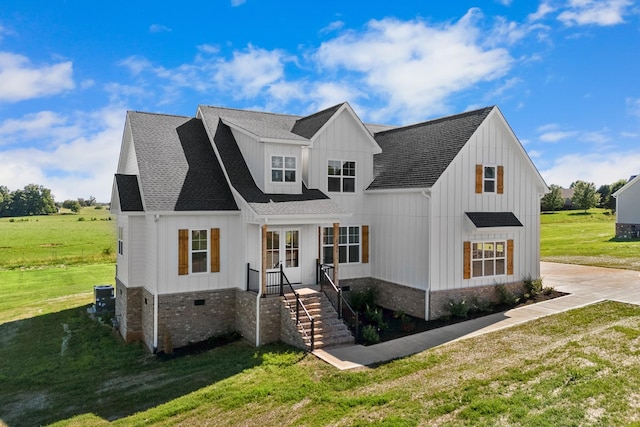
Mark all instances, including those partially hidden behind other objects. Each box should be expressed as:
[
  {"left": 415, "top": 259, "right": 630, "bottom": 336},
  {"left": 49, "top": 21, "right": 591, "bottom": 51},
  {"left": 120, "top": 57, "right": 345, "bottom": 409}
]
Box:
[
  {"left": 153, "top": 214, "right": 160, "bottom": 353},
  {"left": 421, "top": 190, "right": 431, "bottom": 320}
]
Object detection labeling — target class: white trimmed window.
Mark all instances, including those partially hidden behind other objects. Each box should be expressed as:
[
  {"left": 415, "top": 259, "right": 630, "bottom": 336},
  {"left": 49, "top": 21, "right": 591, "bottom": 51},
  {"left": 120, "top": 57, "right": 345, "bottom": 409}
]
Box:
[
  {"left": 484, "top": 166, "right": 496, "bottom": 193},
  {"left": 472, "top": 241, "right": 506, "bottom": 277},
  {"left": 117, "top": 226, "right": 124, "bottom": 255},
  {"left": 271, "top": 156, "right": 296, "bottom": 183},
  {"left": 328, "top": 160, "right": 356, "bottom": 193},
  {"left": 191, "top": 230, "right": 208, "bottom": 273},
  {"left": 322, "top": 226, "right": 360, "bottom": 264}
]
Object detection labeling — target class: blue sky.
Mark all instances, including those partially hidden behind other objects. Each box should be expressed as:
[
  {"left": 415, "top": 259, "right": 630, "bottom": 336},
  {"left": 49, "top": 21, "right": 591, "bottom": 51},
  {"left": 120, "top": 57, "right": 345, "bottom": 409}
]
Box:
[{"left": 0, "top": 0, "right": 639, "bottom": 202}]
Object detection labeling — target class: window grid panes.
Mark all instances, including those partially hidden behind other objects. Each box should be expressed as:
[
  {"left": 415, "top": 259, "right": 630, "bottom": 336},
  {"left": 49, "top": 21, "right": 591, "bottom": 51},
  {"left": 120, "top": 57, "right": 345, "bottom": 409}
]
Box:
[
  {"left": 472, "top": 241, "right": 506, "bottom": 277},
  {"left": 118, "top": 227, "right": 124, "bottom": 255},
  {"left": 266, "top": 231, "right": 280, "bottom": 269},
  {"left": 322, "top": 226, "right": 360, "bottom": 264},
  {"left": 328, "top": 160, "right": 356, "bottom": 193},
  {"left": 285, "top": 230, "right": 299, "bottom": 268},
  {"left": 484, "top": 166, "right": 496, "bottom": 193},
  {"left": 271, "top": 156, "right": 296, "bottom": 183},
  {"left": 191, "top": 230, "right": 208, "bottom": 273}
]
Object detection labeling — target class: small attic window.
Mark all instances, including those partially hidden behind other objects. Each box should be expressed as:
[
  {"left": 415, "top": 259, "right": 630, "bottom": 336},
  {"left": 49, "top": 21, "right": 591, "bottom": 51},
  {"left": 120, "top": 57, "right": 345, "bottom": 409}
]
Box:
[{"left": 271, "top": 156, "right": 296, "bottom": 183}]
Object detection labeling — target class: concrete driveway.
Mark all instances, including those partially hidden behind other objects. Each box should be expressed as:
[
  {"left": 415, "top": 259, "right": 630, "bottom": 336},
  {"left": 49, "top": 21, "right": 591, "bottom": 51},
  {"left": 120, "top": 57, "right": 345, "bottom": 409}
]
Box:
[{"left": 314, "top": 262, "right": 640, "bottom": 370}]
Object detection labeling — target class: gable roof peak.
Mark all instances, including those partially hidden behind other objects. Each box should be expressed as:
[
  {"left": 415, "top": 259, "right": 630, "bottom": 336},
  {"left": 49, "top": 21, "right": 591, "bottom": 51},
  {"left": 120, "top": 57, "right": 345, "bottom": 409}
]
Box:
[
  {"left": 291, "top": 103, "right": 345, "bottom": 139},
  {"left": 374, "top": 106, "right": 495, "bottom": 136}
]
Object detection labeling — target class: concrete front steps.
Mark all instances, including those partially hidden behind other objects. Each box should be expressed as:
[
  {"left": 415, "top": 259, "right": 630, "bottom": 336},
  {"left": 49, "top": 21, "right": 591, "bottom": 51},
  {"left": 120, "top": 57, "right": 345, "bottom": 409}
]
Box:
[{"left": 285, "top": 291, "right": 354, "bottom": 350}]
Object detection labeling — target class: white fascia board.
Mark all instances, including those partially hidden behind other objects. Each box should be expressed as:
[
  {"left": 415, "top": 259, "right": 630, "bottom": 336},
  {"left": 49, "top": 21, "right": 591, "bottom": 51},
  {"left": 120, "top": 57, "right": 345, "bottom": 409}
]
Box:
[
  {"left": 364, "top": 187, "right": 432, "bottom": 194},
  {"left": 249, "top": 212, "right": 352, "bottom": 225},
  {"left": 259, "top": 136, "right": 311, "bottom": 146},
  {"left": 613, "top": 175, "right": 640, "bottom": 197},
  {"left": 144, "top": 210, "right": 241, "bottom": 217}
]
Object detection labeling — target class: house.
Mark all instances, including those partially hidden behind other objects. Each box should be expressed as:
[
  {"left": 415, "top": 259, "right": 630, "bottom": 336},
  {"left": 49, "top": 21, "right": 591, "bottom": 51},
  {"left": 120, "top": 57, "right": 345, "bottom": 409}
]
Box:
[
  {"left": 613, "top": 175, "right": 640, "bottom": 238},
  {"left": 111, "top": 102, "right": 548, "bottom": 353}
]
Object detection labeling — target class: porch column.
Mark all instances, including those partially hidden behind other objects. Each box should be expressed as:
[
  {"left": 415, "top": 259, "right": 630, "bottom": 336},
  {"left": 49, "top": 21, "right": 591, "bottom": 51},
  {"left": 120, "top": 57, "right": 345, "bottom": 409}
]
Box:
[
  {"left": 261, "top": 224, "right": 267, "bottom": 295},
  {"left": 333, "top": 222, "right": 339, "bottom": 287}
]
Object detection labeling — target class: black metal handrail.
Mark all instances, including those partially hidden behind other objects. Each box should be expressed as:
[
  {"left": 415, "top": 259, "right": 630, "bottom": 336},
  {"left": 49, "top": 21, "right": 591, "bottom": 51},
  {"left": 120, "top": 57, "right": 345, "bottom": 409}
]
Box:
[
  {"left": 247, "top": 264, "right": 259, "bottom": 293},
  {"left": 280, "top": 266, "right": 315, "bottom": 351},
  {"left": 317, "top": 261, "right": 359, "bottom": 342}
]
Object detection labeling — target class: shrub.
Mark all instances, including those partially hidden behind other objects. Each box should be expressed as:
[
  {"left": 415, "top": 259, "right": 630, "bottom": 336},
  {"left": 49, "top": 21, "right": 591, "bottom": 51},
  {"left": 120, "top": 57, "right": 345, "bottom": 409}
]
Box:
[
  {"left": 543, "top": 286, "right": 555, "bottom": 296},
  {"left": 102, "top": 247, "right": 112, "bottom": 256},
  {"left": 361, "top": 325, "right": 380, "bottom": 344},
  {"left": 78, "top": 217, "right": 86, "bottom": 222},
  {"left": 349, "top": 287, "right": 378, "bottom": 312},
  {"left": 365, "top": 305, "right": 386, "bottom": 330},
  {"left": 447, "top": 298, "right": 469, "bottom": 318},
  {"left": 524, "top": 276, "right": 543, "bottom": 297},
  {"left": 496, "top": 284, "right": 520, "bottom": 307},
  {"left": 469, "top": 296, "right": 493, "bottom": 314}
]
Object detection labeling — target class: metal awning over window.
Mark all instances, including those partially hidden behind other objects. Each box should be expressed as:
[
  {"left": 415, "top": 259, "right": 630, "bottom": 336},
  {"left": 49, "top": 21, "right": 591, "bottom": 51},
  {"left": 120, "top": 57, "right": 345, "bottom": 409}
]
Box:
[{"left": 465, "top": 212, "right": 523, "bottom": 228}]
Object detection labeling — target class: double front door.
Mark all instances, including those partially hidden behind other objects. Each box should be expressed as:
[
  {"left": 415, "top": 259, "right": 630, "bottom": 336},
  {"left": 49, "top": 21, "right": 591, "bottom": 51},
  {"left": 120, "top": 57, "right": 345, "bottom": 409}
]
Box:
[{"left": 266, "top": 228, "right": 301, "bottom": 283}]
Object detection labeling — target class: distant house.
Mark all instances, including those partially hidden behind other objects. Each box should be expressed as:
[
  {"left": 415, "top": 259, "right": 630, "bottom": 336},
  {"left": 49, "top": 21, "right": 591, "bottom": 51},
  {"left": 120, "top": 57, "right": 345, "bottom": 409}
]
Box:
[
  {"left": 111, "top": 103, "right": 548, "bottom": 353},
  {"left": 560, "top": 187, "right": 574, "bottom": 209},
  {"left": 613, "top": 175, "right": 640, "bottom": 238}
]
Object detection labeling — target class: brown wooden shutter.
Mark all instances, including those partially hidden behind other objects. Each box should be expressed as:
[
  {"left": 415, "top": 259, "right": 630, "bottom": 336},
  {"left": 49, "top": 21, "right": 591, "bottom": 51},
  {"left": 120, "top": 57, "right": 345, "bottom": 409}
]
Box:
[
  {"left": 463, "top": 241, "right": 471, "bottom": 279},
  {"left": 497, "top": 166, "right": 504, "bottom": 194},
  {"left": 475, "top": 165, "right": 483, "bottom": 194},
  {"left": 178, "top": 229, "right": 189, "bottom": 276},
  {"left": 507, "top": 239, "right": 514, "bottom": 275},
  {"left": 362, "top": 225, "right": 369, "bottom": 264},
  {"left": 210, "top": 228, "right": 220, "bottom": 273}
]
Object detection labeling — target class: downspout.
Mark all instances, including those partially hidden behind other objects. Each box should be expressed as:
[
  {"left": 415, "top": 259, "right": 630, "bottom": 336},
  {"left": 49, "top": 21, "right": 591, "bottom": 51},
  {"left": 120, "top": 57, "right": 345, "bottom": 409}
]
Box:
[
  {"left": 153, "top": 214, "right": 160, "bottom": 353},
  {"left": 255, "top": 222, "right": 264, "bottom": 347},
  {"left": 421, "top": 191, "right": 431, "bottom": 320}
]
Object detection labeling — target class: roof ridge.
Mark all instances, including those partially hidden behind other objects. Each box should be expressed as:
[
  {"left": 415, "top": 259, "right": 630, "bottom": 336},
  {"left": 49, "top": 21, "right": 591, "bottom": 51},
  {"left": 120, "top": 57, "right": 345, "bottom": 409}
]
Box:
[
  {"left": 199, "top": 104, "right": 302, "bottom": 119},
  {"left": 374, "top": 106, "right": 494, "bottom": 136},
  {"left": 128, "top": 110, "right": 193, "bottom": 119}
]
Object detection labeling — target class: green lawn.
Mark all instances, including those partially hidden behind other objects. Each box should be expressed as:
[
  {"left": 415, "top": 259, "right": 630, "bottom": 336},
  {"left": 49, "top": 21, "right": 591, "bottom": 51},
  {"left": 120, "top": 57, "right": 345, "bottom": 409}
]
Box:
[
  {"left": 1, "top": 301, "right": 639, "bottom": 426},
  {"left": 0, "top": 207, "right": 116, "bottom": 269},
  {"left": 541, "top": 208, "right": 640, "bottom": 270}
]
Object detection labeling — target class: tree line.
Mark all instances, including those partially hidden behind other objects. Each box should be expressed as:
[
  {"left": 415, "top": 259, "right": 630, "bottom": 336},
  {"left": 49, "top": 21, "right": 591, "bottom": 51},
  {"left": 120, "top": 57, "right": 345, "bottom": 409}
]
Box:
[
  {"left": 0, "top": 184, "right": 99, "bottom": 217},
  {"left": 541, "top": 179, "right": 628, "bottom": 213}
]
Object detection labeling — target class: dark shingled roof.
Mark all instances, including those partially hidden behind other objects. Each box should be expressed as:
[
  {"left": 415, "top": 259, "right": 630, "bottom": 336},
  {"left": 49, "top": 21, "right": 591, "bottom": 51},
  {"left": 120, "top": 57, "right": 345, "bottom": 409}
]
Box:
[
  {"left": 212, "top": 120, "right": 329, "bottom": 203},
  {"left": 466, "top": 212, "right": 523, "bottom": 228},
  {"left": 291, "top": 103, "right": 343, "bottom": 139},
  {"left": 368, "top": 107, "right": 494, "bottom": 190},
  {"left": 114, "top": 174, "right": 143, "bottom": 212},
  {"left": 128, "top": 112, "right": 238, "bottom": 212}
]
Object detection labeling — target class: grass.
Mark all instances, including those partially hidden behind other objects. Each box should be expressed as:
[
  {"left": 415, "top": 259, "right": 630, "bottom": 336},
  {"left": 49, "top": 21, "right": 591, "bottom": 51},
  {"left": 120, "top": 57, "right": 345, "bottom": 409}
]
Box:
[
  {"left": 2, "top": 301, "right": 640, "bottom": 426},
  {"left": 0, "top": 207, "right": 116, "bottom": 269},
  {"left": 541, "top": 208, "right": 640, "bottom": 270}
]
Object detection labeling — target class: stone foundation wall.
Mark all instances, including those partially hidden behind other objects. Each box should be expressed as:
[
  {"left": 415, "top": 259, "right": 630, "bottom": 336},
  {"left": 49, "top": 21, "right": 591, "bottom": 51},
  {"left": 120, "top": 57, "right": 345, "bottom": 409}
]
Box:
[
  {"left": 616, "top": 223, "right": 640, "bottom": 239},
  {"left": 141, "top": 289, "right": 155, "bottom": 352},
  {"left": 235, "top": 290, "right": 258, "bottom": 345},
  {"left": 157, "top": 288, "right": 237, "bottom": 352},
  {"left": 114, "top": 278, "right": 143, "bottom": 342},
  {"left": 258, "top": 295, "right": 282, "bottom": 345},
  {"left": 341, "top": 277, "right": 426, "bottom": 319},
  {"left": 429, "top": 281, "right": 525, "bottom": 320}
]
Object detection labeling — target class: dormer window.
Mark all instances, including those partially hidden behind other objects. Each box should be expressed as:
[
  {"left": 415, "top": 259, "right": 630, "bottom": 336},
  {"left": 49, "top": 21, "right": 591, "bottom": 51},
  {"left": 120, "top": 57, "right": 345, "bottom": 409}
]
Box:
[
  {"left": 328, "top": 160, "right": 356, "bottom": 193},
  {"left": 272, "top": 156, "right": 296, "bottom": 183}
]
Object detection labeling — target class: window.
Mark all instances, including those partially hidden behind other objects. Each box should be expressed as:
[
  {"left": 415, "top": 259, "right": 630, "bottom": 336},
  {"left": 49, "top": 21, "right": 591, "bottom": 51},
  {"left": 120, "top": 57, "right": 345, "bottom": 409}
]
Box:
[
  {"left": 471, "top": 241, "right": 506, "bottom": 277},
  {"left": 271, "top": 156, "right": 296, "bottom": 183},
  {"left": 484, "top": 166, "right": 496, "bottom": 193},
  {"left": 266, "top": 231, "right": 280, "bottom": 269},
  {"left": 117, "top": 227, "right": 124, "bottom": 255},
  {"left": 191, "top": 230, "right": 208, "bottom": 273},
  {"left": 328, "top": 160, "right": 356, "bottom": 193},
  {"left": 322, "top": 226, "right": 360, "bottom": 264}
]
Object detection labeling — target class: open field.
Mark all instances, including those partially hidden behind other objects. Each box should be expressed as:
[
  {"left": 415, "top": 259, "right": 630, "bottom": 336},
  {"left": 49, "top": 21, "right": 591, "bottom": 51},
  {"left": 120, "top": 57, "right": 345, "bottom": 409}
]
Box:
[
  {"left": 541, "top": 208, "right": 640, "bottom": 271},
  {"left": 0, "top": 207, "right": 116, "bottom": 269},
  {"left": 2, "top": 300, "right": 640, "bottom": 426}
]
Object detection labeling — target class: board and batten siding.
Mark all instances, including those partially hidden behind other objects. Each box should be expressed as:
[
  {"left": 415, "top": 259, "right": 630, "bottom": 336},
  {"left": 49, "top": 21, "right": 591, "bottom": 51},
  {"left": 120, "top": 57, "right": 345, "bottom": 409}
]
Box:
[
  {"left": 230, "top": 128, "right": 266, "bottom": 193},
  {"left": 151, "top": 214, "right": 244, "bottom": 294},
  {"left": 364, "top": 192, "right": 430, "bottom": 290},
  {"left": 617, "top": 180, "right": 640, "bottom": 224},
  {"left": 428, "top": 111, "right": 543, "bottom": 292}
]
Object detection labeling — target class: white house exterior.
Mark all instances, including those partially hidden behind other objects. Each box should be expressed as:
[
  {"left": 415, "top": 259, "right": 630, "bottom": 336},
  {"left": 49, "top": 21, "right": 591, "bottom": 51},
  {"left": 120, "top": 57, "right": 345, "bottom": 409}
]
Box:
[
  {"left": 613, "top": 175, "right": 640, "bottom": 238},
  {"left": 111, "top": 103, "right": 548, "bottom": 353}
]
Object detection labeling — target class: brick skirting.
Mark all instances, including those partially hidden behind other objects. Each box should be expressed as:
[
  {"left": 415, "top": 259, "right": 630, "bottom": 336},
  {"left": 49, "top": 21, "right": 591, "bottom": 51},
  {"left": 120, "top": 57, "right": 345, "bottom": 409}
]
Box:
[
  {"left": 429, "top": 281, "right": 525, "bottom": 320},
  {"left": 616, "top": 223, "right": 640, "bottom": 239},
  {"left": 341, "top": 277, "right": 426, "bottom": 319}
]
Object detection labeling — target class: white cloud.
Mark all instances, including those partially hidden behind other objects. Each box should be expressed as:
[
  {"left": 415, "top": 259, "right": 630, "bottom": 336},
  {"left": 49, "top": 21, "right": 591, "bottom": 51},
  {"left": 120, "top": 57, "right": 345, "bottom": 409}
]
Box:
[
  {"left": 315, "top": 10, "right": 513, "bottom": 122},
  {"left": 231, "top": 0, "right": 246, "bottom": 6},
  {"left": 149, "top": 24, "right": 172, "bottom": 33},
  {"left": 539, "top": 130, "right": 579, "bottom": 142},
  {"left": 528, "top": 2, "right": 556, "bottom": 22},
  {"left": 0, "top": 52, "right": 74, "bottom": 102},
  {"left": 558, "top": 0, "right": 632, "bottom": 26},
  {"left": 0, "top": 105, "right": 125, "bottom": 201},
  {"left": 540, "top": 151, "right": 640, "bottom": 187},
  {"left": 320, "top": 21, "right": 345, "bottom": 34},
  {"left": 627, "top": 97, "right": 640, "bottom": 118}
]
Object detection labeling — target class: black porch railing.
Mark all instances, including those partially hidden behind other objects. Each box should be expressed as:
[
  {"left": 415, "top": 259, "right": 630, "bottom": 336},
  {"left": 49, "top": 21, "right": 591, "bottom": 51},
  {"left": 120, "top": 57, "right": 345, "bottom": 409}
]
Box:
[
  {"left": 247, "top": 264, "right": 259, "bottom": 293},
  {"left": 317, "top": 260, "right": 359, "bottom": 342}
]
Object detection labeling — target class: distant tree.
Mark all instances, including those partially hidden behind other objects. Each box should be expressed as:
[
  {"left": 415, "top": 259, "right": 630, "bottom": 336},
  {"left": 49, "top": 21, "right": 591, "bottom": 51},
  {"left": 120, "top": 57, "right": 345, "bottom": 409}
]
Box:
[
  {"left": 541, "top": 184, "right": 565, "bottom": 212},
  {"left": 570, "top": 180, "right": 600, "bottom": 213},
  {"left": 606, "top": 179, "right": 628, "bottom": 212},
  {"left": 63, "top": 199, "right": 82, "bottom": 214},
  {"left": 0, "top": 186, "right": 11, "bottom": 217},
  {"left": 596, "top": 184, "right": 610, "bottom": 208}
]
